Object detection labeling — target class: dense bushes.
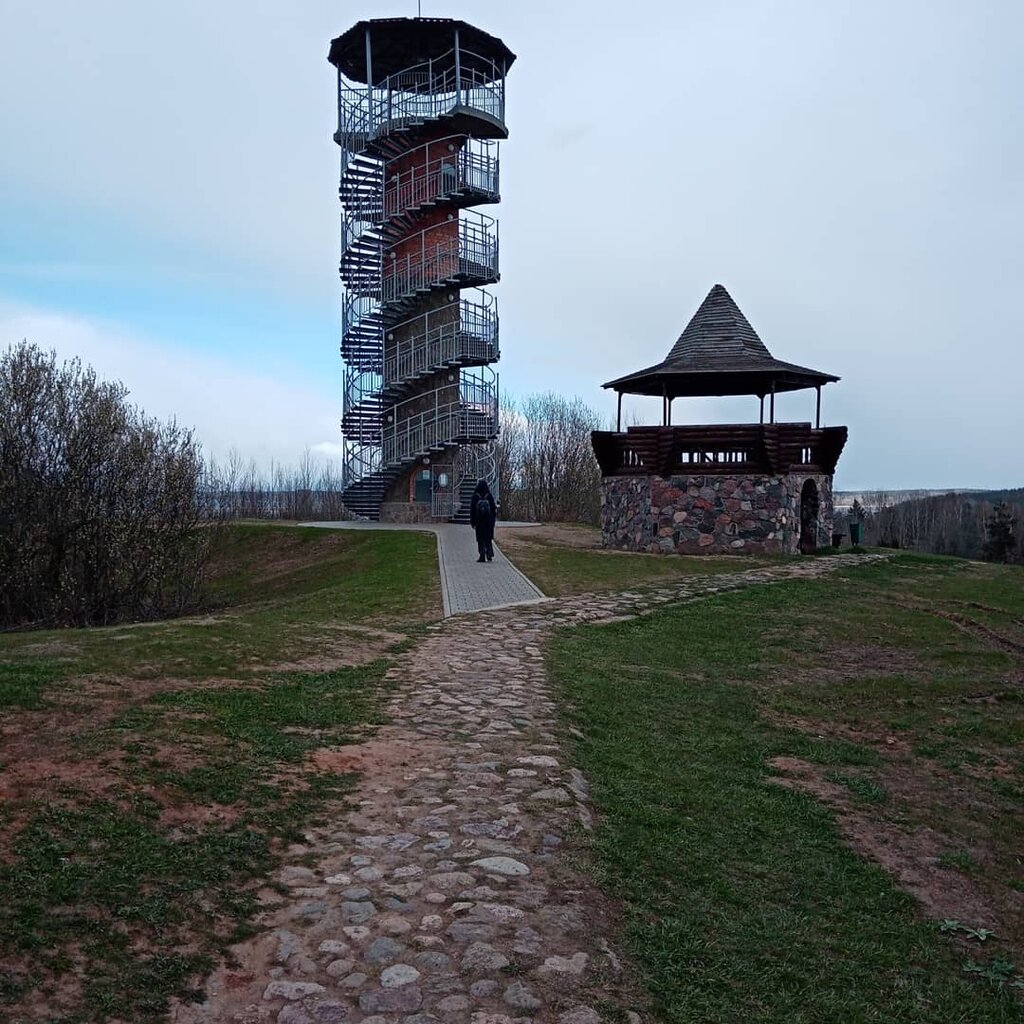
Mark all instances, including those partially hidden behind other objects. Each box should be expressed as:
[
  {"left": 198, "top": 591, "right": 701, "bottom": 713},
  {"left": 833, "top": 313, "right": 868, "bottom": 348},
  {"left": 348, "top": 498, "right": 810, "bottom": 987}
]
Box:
[{"left": 0, "top": 342, "right": 207, "bottom": 627}]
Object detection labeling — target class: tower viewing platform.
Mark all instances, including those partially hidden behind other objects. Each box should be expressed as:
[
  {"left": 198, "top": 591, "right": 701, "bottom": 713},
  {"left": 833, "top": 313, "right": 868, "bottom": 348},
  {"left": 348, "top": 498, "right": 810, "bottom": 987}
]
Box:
[
  {"left": 592, "top": 284, "right": 848, "bottom": 555},
  {"left": 329, "top": 17, "right": 514, "bottom": 522}
]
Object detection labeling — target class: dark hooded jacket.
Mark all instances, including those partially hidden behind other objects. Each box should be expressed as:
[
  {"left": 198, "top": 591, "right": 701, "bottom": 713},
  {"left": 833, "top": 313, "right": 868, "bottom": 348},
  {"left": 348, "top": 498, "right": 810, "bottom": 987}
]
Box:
[{"left": 470, "top": 480, "right": 496, "bottom": 542}]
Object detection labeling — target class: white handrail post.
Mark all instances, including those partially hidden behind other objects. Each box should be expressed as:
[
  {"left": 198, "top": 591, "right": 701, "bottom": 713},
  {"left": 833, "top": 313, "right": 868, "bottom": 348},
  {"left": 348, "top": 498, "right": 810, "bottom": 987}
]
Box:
[
  {"left": 364, "top": 28, "right": 373, "bottom": 128},
  {"left": 454, "top": 30, "right": 461, "bottom": 106}
]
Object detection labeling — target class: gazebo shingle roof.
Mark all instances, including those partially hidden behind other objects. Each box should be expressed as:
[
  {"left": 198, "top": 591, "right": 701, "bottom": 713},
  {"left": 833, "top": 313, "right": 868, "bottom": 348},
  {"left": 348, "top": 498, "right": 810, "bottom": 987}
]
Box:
[{"left": 603, "top": 284, "right": 839, "bottom": 398}]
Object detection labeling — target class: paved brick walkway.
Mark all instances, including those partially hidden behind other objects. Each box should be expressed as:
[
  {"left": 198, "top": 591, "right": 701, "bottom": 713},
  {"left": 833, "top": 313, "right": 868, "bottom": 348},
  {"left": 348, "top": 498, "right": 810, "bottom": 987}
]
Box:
[
  {"left": 173, "top": 554, "right": 885, "bottom": 1024},
  {"left": 302, "top": 522, "right": 546, "bottom": 617}
]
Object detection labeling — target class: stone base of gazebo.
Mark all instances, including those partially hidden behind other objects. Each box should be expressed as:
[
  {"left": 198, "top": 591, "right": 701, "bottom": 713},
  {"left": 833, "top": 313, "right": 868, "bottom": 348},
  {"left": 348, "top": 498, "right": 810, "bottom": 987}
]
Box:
[{"left": 600, "top": 472, "right": 835, "bottom": 555}]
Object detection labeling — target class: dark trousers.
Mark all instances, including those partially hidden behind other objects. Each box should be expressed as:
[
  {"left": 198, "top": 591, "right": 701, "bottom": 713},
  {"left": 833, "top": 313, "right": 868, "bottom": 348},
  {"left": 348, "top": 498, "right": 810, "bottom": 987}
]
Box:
[{"left": 475, "top": 529, "right": 494, "bottom": 558}]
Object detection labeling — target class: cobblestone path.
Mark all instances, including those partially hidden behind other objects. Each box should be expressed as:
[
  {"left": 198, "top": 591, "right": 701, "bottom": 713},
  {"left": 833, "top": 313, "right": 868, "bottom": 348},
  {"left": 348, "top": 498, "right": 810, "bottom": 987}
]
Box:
[{"left": 173, "top": 554, "right": 884, "bottom": 1024}]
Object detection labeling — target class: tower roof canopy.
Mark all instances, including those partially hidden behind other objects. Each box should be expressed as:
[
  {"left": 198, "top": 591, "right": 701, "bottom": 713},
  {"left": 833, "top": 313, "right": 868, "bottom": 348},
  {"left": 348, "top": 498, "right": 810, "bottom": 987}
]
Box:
[
  {"left": 603, "top": 284, "right": 840, "bottom": 398},
  {"left": 329, "top": 18, "right": 516, "bottom": 84}
]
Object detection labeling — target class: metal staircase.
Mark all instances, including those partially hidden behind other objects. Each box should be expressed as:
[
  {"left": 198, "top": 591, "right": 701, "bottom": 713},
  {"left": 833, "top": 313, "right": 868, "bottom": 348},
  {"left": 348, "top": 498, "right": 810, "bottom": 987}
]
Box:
[{"left": 333, "top": 31, "right": 509, "bottom": 521}]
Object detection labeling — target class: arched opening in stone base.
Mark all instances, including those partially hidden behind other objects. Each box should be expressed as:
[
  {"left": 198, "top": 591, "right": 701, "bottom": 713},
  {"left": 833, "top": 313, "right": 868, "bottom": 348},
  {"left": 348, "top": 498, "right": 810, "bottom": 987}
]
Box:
[{"left": 799, "top": 478, "right": 820, "bottom": 554}]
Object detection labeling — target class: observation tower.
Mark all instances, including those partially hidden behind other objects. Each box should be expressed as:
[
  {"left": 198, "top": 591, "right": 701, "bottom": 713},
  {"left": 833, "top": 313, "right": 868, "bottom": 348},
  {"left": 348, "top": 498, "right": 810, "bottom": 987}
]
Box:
[{"left": 329, "top": 18, "right": 515, "bottom": 521}]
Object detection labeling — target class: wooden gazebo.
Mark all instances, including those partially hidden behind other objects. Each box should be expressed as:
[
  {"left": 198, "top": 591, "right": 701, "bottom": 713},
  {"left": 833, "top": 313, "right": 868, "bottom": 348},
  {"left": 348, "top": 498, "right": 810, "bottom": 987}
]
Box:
[
  {"left": 591, "top": 284, "right": 848, "bottom": 555},
  {"left": 605, "top": 283, "right": 839, "bottom": 428}
]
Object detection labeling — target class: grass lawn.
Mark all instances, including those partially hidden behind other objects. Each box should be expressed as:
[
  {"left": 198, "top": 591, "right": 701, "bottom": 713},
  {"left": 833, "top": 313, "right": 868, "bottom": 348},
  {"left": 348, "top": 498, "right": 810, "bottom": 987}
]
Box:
[
  {"left": 497, "top": 523, "right": 782, "bottom": 596},
  {"left": 549, "top": 554, "right": 1024, "bottom": 1022},
  {"left": 0, "top": 524, "right": 439, "bottom": 1023},
  {"left": 0, "top": 524, "right": 440, "bottom": 690}
]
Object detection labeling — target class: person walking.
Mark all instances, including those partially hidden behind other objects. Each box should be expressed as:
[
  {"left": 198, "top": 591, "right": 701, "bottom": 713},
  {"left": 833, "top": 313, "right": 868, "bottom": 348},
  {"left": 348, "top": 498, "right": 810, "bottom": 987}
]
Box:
[{"left": 469, "top": 479, "right": 496, "bottom": 562}]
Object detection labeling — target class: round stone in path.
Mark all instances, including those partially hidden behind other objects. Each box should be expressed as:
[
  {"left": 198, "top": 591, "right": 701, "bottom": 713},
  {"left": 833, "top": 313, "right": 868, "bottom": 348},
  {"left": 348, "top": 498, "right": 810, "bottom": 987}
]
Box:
[
  {"left": 504, "top": 980, "right": 543, "bottom": 1010},
  {"left": 365, "top": 936, "right": 407, "bottom": 964},
  {"left": 324, "top": 958, "right": 354, "bottom": 978},
  {"left": 277, "top": 1006, "right": 311, "bottom": 1024},
  {"left": 559, "top": 1007, "right": 602, "bottom": 1024},
  {"left": 262, "top": 980, "right": 325, "bottom": 1001},
  {"left": 462, "top": 942, "right": 510, "bottom": 972},
  {"left": 469, "top": 856, "right": 530, "bottom": 876},
  {"left": 380, "top": 963, "right": 421, "bottom": 987},
  {"left": 358, "top": 985, "right": 423, "bottom": 1014}
]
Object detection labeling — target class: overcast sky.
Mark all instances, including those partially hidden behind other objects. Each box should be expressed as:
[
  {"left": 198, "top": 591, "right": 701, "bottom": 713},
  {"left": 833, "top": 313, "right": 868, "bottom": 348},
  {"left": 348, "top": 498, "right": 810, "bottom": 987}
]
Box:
[{"left": 2, "top": 0, "right": 1021, "bottom": 489}]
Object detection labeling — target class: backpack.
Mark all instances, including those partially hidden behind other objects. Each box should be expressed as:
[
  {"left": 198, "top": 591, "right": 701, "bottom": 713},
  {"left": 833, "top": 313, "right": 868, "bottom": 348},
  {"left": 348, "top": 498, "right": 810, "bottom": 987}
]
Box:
[{"left": 475, "top": 494, "right": 495, "bottom": 528}]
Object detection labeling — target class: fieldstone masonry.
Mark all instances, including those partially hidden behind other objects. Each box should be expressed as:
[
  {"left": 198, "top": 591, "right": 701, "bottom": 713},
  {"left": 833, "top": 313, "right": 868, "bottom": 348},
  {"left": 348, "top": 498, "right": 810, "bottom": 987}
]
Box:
[{"left": 601, "top": 472, "right": 835, "bottom": 555}]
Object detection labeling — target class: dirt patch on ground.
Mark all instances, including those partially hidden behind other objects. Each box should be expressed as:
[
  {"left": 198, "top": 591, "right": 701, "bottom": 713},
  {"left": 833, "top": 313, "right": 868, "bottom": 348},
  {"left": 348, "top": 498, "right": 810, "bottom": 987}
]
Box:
[
  {"left": 6, "top": 638, "right": 82, "bottom": 658},
  {"left": 264, "top": 626, "right": 407, "bottom": 673},
  {"left": 307, "top": 726, "right": 443, "bottom": 777},
  {"left": 497, "top": 523, "right": 602, "bottom": 550},
  {"left": 766, "top": 712, "right": 915, "bottom": 755},
  {"left": 768, "top": 756, "right": 1023, "bottom": 954},
  {"left": 758, "top": 639, "right": 926, "bottom": 690}
]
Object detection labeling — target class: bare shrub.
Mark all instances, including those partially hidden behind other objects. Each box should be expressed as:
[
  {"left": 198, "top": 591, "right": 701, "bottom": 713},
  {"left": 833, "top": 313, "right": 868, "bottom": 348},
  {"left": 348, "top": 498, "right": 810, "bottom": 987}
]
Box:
[{"left": 0, "top": 342, "right": 207, "bottom": 628}]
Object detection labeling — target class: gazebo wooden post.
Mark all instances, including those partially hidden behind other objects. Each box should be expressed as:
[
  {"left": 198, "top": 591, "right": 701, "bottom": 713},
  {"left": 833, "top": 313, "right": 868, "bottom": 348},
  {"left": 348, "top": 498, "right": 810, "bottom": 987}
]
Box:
[
  {"left": 759, "top": 394, "right": 764, "bottom": 424},
  {"left": 616, "top": 390, "right": 623, "bottom": 432},
  {"left": 769, "top": 380, "right": 776, "bottom": 424},
  {"left": 662, "top": 385, "right": 668, "bottom": 426},
  {"left": 667, "top": 395, "right": 673, "bottom": 426},
  {"left": 815, "top": 385, "right": 821, "bottom": 429}
]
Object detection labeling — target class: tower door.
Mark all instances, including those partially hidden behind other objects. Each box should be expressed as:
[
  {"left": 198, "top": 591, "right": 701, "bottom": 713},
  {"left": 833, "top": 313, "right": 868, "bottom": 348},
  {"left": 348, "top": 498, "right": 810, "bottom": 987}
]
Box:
[
  {"left": 799, "top": 479, "right": 820, "bottom": 554},
  {"left": 414, "top": 469, "right": 432, "bottom": 504}
]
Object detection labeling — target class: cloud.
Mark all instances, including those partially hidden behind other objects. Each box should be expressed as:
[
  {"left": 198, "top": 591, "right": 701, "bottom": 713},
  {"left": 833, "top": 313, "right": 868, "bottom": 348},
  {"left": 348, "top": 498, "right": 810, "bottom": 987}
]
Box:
[{"left": 0, "top": 300, "right": 343, "bottom": 470}]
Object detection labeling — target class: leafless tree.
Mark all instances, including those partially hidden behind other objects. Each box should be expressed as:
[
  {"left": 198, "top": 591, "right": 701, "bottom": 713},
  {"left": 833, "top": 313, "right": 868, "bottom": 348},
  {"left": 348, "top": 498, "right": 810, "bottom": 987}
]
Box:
[{"left": 495, "top": 392, "right": 605, "bottom": 524}]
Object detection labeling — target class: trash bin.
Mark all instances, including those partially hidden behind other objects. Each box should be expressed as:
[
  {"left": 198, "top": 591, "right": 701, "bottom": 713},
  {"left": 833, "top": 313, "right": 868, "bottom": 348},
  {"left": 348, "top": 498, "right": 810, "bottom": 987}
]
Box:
[
  {"left": 849, "top": 522, "right": 863, "bottom": 546},
  {"left": 831, "top": 531, "right": 844, "bottom": 549}
]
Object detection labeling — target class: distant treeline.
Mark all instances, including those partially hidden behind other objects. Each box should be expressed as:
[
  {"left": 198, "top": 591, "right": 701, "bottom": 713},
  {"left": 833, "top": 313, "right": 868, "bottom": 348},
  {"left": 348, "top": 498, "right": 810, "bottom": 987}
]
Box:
[
  {"left": 838, "top": 491, "right": 1021, "bottom": 564},
  {"left": 201, "top": 451, "right": 354, "bottom": 523}
]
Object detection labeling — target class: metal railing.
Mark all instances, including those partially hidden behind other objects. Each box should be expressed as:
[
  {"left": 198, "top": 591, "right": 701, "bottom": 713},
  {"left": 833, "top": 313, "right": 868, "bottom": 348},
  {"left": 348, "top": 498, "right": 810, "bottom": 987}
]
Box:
[
  {"left": 384, "top": 138, "right": 498, "bottom": 219},
  {"left": 383, "top": 292, "right": 498, "bottom": 386},
  {"left": 382, "top": 212, "right": 497, "bottom": 306},
  {"left": 342, "top": 370, "right": 383, "bottom": 443},
  {"left": 337, "top": 47, "right": 506, "bottom": 151},
  {"left": 339, "top": 154, "right": 384, "bottom": 218},
  {"left": 432, "top": 442, "right": 499, "bottom": 518},
  {"left": 381, "top": 371, "right": 498, "bottom": 468}
]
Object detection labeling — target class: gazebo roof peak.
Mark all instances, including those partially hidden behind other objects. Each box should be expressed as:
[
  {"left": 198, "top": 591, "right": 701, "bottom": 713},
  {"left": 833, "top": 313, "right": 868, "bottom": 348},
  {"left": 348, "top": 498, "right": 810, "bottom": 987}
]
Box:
[
  {"left": 667, "top": 282, "right": 774, "bottom": 368},
  {"left": 603, "top": 283, "right": 840, "bottom": 398}
]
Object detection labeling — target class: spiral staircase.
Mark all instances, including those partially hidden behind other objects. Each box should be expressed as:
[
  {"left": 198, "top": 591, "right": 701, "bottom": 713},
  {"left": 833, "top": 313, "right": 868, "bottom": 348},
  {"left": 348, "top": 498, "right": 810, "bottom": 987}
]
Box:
[{"left": 330, "top": 21, "right": 513, "bottom": 521}]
